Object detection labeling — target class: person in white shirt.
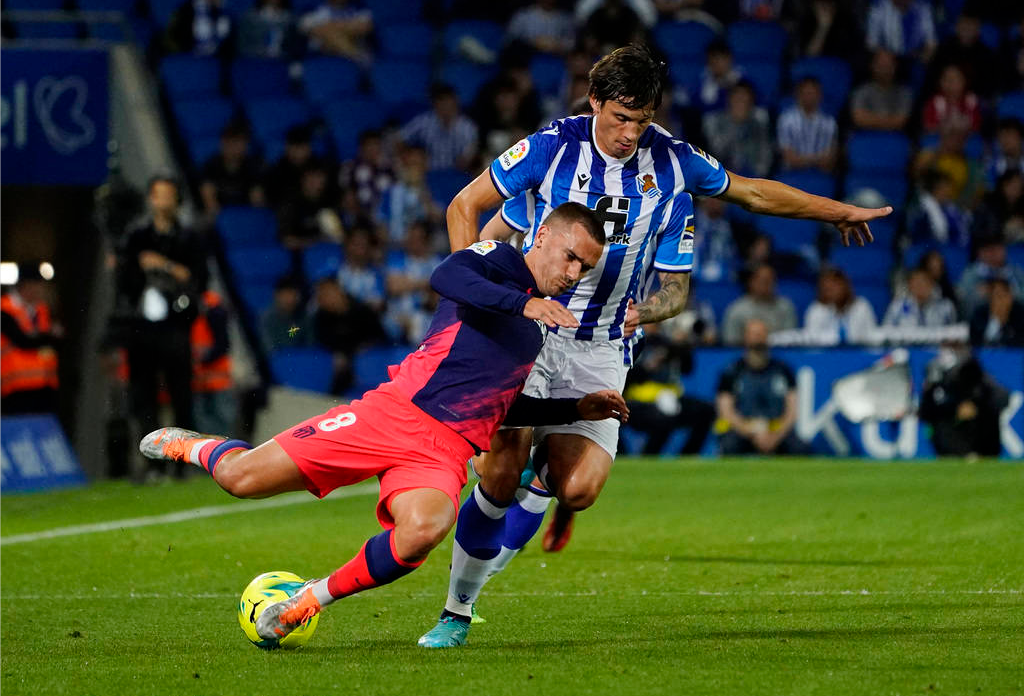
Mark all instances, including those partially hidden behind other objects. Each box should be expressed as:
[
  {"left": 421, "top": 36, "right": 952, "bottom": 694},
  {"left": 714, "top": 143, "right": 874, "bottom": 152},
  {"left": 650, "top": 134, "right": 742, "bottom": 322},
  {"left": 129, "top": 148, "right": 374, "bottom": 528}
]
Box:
[
  {"left": 804, "top": 267, "right": 878, "bottom": 344},
  {"left": 883, "top": 267, "right": 958, "bottom": 328}
]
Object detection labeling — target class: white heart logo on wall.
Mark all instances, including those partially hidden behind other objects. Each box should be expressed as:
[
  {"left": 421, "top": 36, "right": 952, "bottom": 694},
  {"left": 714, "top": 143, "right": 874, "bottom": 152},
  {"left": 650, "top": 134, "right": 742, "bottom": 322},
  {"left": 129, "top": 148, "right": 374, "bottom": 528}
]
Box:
[{"left": 32, "top": 76, "right": 95, "bottom": 155}]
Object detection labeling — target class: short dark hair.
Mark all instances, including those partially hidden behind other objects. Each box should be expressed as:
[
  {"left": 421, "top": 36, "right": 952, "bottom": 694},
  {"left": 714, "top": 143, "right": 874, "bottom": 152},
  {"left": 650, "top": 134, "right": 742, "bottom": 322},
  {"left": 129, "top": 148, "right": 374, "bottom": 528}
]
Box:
[
  {"left": 147, "top": 174, "right": 180, "bottom": 201},
  {"left": 997, "top": 117, "right": 1024, "bottom": 137},
  {"left": 588, "top": 44, "right": 666, "bottom": 111},
  {"left": 545, "top": 202, "right": 604, "bottom": 246}
]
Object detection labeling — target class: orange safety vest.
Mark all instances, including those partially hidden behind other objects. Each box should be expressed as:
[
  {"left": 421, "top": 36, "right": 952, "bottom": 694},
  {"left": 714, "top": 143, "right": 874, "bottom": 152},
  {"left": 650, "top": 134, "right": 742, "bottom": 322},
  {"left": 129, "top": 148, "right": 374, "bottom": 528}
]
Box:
[
  {"left": 0, "top": 293, "right": 59, "bottom": 398},
  {"left": 191, "top": 290, "right": 232, "bottom": 393}
]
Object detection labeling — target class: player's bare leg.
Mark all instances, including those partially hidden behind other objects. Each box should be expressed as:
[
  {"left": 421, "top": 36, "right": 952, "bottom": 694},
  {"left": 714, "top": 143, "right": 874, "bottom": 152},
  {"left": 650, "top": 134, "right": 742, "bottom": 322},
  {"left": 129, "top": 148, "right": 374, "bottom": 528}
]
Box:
[
  {"left": 389, "top": 487, "right": 458, "bottom": 562},
  {"left": 538, "top": 433, "right": 612, "bottom": 551}
]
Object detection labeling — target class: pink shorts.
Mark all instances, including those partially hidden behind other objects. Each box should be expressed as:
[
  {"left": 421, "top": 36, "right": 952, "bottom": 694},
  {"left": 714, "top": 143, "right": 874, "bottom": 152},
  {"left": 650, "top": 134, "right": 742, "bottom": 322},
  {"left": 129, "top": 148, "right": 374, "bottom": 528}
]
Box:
[{"left": 273, "top": 383, "right": 474, "bottom": 528}]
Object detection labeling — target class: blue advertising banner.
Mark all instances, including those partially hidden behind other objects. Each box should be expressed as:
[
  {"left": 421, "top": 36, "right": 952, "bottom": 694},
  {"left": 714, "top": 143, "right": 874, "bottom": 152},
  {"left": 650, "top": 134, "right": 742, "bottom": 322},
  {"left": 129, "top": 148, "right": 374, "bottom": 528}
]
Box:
[
  {"left": 672, "top": 347, "right": 1024, "bottom": 459},
  {"left": 1, "top": 415, "right": 87, "bottom": 492},
  {"left": 0, "top": 48, "right": 109, "bottom": 186}
]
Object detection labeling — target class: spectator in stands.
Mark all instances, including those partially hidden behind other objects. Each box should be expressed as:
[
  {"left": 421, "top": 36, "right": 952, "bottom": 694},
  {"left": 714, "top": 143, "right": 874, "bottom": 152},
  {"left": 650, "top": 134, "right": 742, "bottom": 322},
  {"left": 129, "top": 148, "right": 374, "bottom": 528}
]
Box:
[
  {"left": 653, "top": 0, "right": 732, "bottom": 25},
  {"left": 922, "top": 64, "right": 980, "bottom": 135},
  {"left": 882, "top": 266, "right": 958, "bottom": 328},
  {"left": 777, "top": 77, "right": 837, "bottom": 173},
  {"left": 1, "top": 262, "right": 60, "bottom": 415},
  {"left": 958, "top": 234, "right": 1024, "bottom": 311},
  {"left": 795, "top": 0, "right": 862, "bottom": 61},
  {"left": 337, "top": 225, "right": 386, "bottom": 313},
  {"left": 298, "top": 0, "right": 373, "bottom": 63},
  {"left": 913, "top": 122, "right": 986, "bottom": 209},
  {"left": 339, "top": 129, "right": 394, "bottom": 217},
  {"left": 191, "top": 289, "right": 235, "bottom": 436},
  {"left": 164, "top": 0, "right": 233, "bottom": 57},
  {"left": 803, "top": 267, "right": 878, "bottom": 345},
  {"left": 384, "top": 220, "right": 444, "bottom": 343},
  {"left": 693, "top": 196, "right": 743, "bottom": 283},
  {"left": 263, "top": 124, "right": 317, "bottom": 209},
  {"left": 277, "top": 161, "right": 343, "bottom": 249},
  {"left": 969, "top": 276, "right": 1024, "bottom": 346},
  {"left": 479, "top": 77, "right": 536, "bottom": 164},
  {"left": 115, "top": 176, "right": 206, "bottom": 480},
  {"left": 738, "top": 0, "right": 784, "bottom": 21},
  {"left": 621, "top": 322, "right": 715, "bottom": 456},
  {"left": 850, "top": 49, "right": 913, "bottom": 132},
  {"left": 261, "top": 275, "right": 310, "bottom": 352},
  {"left": 379, "top": 144, "right": 443, "bottom": 246},
  {"left": 199, "top": 120, "right": 265, "bottom": 221},
  {"left": 866, "top": 0, "right": 936, "bottom": 65},
  {"left": 716, "top": 318, "right": 807, "bottom": 456},
  {"left": 740, "top": 232, "right": 811, "bottom": 280},
  {"left": 722, "top": 264, "right": 797, "bottom": 345},
  {"left": 927, "top": 10, "right": 995, "bottom": 98},
  {"left": 576, "top": 0, "right": 654, "bottom": 55},
  {"left": 400, "top": 84, "right": 480, "bottom": 172},
  {"left": 703, "top": 81, "right": 772, "bottom": 178},
  {"left": 985, "top": 119, "right": 1024, "bottom": 187},
  {"left": 310, "top": 277, "right": 386, "bottom": 394},
  {"left": 973, "top": 170, "right": 1024, "bottom": 245},
  {"left": 917, "top": 249, "right": 959, "bottom": 308},
  {"left": 906, "top": 168, "right": 972, "bottom": 248},
  {"left": 506, "top": 0, "right": 575, "bottom": 56},
  {"left": 921, "top": 348, "right": 1009, "bottom": 457},
  {"left": 688, "top": 40, "right": 743, "bottom": 116},
  {"left": 238, "top": 0, "right": 300, "bottom": 59}
]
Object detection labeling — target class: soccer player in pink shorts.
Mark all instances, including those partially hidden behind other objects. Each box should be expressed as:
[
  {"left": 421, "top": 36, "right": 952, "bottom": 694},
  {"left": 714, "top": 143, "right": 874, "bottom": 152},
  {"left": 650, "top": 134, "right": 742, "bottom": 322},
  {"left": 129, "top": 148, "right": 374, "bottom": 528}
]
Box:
[{"left": 139, "top": 202, "right": 628, "bottom": 643}]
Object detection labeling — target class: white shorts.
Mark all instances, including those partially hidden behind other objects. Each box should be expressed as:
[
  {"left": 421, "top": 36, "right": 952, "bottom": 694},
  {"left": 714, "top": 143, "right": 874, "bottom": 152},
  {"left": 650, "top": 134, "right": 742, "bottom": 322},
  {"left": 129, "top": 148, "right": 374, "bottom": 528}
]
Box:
[{"left": 522, "top": 331, "right": 629, "bottom": 458}]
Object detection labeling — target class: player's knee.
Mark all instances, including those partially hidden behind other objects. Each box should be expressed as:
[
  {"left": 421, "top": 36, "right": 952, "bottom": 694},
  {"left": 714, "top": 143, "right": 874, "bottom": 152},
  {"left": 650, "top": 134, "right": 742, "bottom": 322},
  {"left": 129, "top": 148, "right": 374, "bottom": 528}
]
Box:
[
  {"left": 214, "top": 459, "right": 262, "bottom": 499},
  {"left": 558, "top": 480, "right": 600, "bottom": 511},
  {"left": 396, "top": 513, "right": 453, "bottom": 558}
]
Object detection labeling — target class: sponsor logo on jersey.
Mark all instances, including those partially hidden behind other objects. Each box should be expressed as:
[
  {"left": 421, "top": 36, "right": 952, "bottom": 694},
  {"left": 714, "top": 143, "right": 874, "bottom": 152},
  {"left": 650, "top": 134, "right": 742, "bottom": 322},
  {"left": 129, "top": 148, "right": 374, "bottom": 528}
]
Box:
[
  {"left": 469, "top": 240, "right": 498, "bottom": 255},
  {"left": 687, "top": 143, "right": 720, "bottom": 169},
  {"left": 636, "top": 172, "right": 661, "bottom": 198},
  {"left": 291, "top": 425, "right": 315, "bottom": 439},
  {"left": 499, "top": 139, "right": 530, "bottom": 170}
]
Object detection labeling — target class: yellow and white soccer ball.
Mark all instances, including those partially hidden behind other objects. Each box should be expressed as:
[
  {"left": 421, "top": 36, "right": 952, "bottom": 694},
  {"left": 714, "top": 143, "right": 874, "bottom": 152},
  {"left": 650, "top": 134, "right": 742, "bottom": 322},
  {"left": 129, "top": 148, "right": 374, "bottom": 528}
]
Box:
[{"left": 238, "top": 571, "right": 319, "bottom": 650}]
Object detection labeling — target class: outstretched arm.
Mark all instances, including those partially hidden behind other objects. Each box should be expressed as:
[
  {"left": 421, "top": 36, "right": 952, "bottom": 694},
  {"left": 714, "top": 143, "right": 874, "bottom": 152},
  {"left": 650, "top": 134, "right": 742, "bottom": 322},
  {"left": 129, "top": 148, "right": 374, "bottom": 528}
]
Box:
[
  {"left": 623, "top": 272, "right": 690, "bottom": 337},
  {"left": 719, "top": 171, "right": 892, "bottom": 247},
  {"left": 447, "top": 171, "right": 506, "bottom": 251}
]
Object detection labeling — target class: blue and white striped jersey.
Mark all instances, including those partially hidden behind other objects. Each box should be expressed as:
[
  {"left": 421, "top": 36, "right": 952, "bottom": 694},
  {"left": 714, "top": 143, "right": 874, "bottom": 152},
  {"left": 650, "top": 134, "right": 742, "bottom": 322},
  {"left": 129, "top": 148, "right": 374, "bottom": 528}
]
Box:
[{"left": 490, "top": 115, "right": 728, "bottom": 342}]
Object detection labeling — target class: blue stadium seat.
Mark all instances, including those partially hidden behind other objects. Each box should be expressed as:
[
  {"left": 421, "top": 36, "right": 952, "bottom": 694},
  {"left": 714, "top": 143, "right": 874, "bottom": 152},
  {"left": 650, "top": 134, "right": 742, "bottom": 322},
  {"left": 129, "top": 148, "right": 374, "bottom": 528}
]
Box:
[
  {"left": 235, "top": 281, "right": 275, "bottom": 320},
  {"left": 302, "top": 242, "right": 344, "bottom": 281},
  {"left": 979, "top": 22, "right": 1002, "bottom": 50},
  {"left": 866, "top": 215, "right": 899, "bottom": 248},
  {"left": 438, "top": 61, "right": 497, "bottom": 107},
  {"left": 217, "top": 206, "right": 280, "bottom": 247},
  {"left": 775, "top": 278, "right": 817, "bottom": 318},
  {"left": 6, "top": 0, "right": 63, "bottom": 8},
  {"left": 323, "top": 96, "right": 385, "bottom": 159},
  {"left": 223, "top": 0, "right": 256, "bottom": 15},
  {"left": 696, "top": 280, "right": 743, "bottom": 320},
  {"left": 427, "top": 168, "right": 471, "bottom": 207},
  {"left": 904, "top": 243, "right": 969, "bottom": 283},
  {"left": 828, "top": 245, "right": 893, "bottom": 283},
  {"left": 845, "top": 172, "right": 908, "bottom": 209},
  {"left": 186, "top": 136, "right": 221, "bottom": 169},
  {"left": 78, "top": 0, "right": 136, "bottom": 9},
  {"left": 15, "top": 22, "right": 81, "bottom": 39},
  {"left": 350, "top": 345, "right": 411, "bottom": 396},
  {"left": 225, "top": 246, "right": 291, "bottom": 283},
  {"left": 1008, "top": 244, "right": 1024, "bottom": 271},
  {"left": 442, "top": 20, "right": 504, "bottom": 59},
  {"left": 292, "top": 0, "right": 322, "bottom": 12},
  {"left": 727, "top": 20, "right": 788, "bottom": 62},
  {"left": 231, "top": 57, "right": 292, "bottom": 99},
  {"left": 270, "top": 347, "right": 335, "bottom": 393},
  {"left": 149, "top": 0, "right": 182, "bottom": 27},
  {"left": 736, "top": 60, "right": 782, "bottom": 108},
  {"left": 531, "top": 53, "right": 567, "bottom": 97},
  {"left": 89, "top": 22, "right": 129, "bottom": 41},
  {"left": 790, "top": 56, "right": 851, "bottom": 116},
  {"left": 919, "top": 131, "right": 985, "bottom": 160},
  {"left": 371, "top": 60, "right": 431, "bottom": 113},
  {"left": 377, "top": 21, "right": 434, "bottom": 60},
  {"left": 856, "top": 282, "right": 891, "bottom": 320},
  {"left": 368, "top": 0, "right": 423, "bottom": 22},
  {"left": 997, "top": 92, "right": 1024, "bottom": 121},
  {"left": 243, "top": 97, "right": 311, "bottom": 147},
  {"left": 757, "top": 216, "right": 820, "bottom": 254},
  {"left": 172, "top": 97, "right": 235, "bottom": 137},
  {"left": 667, "top": 58, "right": 702, "bottom": 102},
  {"left": 846, "top": 131, "right": 911, "bottom": 175},
  {"left": 776, "top": 170, "right": 837, "bottom": 199},
  {"left": 654, "top": 20, "right": 718, "bottom": 61},
  {"left": 159, "top": 55, "right": 221, "bottom": 99},
  {"left": 302, "top": 56, "right": 363, "bottom": 104}
]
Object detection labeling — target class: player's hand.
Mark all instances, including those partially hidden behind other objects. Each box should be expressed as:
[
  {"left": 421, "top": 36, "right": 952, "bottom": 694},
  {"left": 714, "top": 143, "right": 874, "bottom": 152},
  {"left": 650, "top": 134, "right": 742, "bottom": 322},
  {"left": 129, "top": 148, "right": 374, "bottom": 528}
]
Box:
[
  {"left": 836, "top": 205, "right": 892, "bottom": 247},
  {"left": 524, "top": 297, "right": 579, "bottom": 329},
  {"left": 623, "top": 299, "right": 640, "bottom": 337},
  {"left": 576, "top": 389, "right": 630, "bottom": 423}
]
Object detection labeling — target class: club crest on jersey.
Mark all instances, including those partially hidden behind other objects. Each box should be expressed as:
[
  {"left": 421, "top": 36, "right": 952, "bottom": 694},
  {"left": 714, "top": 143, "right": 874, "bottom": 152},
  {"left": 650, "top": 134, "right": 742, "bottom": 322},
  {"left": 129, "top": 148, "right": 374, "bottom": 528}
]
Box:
[
  {"left": 469, "top": 240, "right": 498, "bottom": 255},
  {"left": 636, "top": 172, "right": 661, "bottom": 198},
  {"left": 499, "top": 139, "right": 530, "bottom": 170}
]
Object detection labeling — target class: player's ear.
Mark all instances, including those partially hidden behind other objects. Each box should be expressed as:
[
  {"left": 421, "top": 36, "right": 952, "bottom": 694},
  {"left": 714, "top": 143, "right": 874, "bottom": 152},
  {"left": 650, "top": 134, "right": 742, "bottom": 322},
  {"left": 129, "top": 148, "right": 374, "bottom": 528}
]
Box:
[{"left": 533, "top": 225, "right": 547, "bottom": 249}]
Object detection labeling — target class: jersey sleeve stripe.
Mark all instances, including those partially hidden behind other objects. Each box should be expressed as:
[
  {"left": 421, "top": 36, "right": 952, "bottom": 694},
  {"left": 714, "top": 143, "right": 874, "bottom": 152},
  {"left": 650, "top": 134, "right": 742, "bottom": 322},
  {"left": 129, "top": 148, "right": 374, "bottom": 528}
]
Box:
[
  {"left": 500, "top": 206, "right": 529, "bottom": 232},
  {"left": 711, "top": 170, "right": 731, "bottom": 197},
  {"left": 652, "top": 262, "right": 692, "bottom": 272},
  {"left": 489, "top": 166, "right": 513, "bottom": 199}
]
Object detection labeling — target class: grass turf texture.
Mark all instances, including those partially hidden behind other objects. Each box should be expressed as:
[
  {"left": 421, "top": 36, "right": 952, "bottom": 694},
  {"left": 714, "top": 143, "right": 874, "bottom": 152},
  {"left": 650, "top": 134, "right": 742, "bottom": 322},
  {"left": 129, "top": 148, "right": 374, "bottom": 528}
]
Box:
[{"left": 2, "top": 458, "right": 1022, "bottom": 696}]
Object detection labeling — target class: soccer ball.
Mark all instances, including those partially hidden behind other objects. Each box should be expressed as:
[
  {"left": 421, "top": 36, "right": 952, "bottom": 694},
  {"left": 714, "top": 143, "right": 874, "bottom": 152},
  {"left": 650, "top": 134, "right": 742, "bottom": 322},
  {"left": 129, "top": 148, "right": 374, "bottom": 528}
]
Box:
[{"left": 238, "top": 571, "right": 319, "bottom": 650}]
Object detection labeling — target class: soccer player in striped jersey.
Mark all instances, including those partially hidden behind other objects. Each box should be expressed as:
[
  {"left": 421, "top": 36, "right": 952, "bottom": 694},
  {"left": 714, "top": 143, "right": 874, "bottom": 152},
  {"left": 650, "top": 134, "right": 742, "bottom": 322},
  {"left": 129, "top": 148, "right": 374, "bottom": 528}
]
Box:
[{"left": 419, "top": 44, "right": 892, "bottom": 648}]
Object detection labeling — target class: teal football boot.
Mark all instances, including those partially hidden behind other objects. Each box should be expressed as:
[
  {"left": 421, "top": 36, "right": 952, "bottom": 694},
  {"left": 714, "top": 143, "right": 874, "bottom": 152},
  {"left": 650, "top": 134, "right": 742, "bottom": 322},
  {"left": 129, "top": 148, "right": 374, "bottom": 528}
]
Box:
[{"left": 417, "top": 614, "right": 471, "bottom": 648}]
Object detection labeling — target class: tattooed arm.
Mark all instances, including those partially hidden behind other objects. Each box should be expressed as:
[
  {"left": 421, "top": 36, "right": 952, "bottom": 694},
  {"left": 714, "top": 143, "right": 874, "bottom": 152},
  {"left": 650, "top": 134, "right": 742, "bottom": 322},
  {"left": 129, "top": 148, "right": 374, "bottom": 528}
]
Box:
[{"left": 623, "top": 272, "right": 690, "bottom": 337}]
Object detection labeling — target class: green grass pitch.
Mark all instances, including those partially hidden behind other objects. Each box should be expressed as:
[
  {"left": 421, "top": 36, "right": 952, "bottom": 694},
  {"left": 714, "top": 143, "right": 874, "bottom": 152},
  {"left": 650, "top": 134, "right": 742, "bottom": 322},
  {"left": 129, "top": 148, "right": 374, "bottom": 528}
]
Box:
[{"left": 2, "top": 457, "right": 1022, "bottom": 695}]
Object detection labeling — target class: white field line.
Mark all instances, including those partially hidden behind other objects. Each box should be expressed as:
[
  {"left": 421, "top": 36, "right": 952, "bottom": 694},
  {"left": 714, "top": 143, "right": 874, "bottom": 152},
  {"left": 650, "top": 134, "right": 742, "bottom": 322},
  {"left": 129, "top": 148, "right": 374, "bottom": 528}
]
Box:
[
  {"left": 1, "top": 589, "right": 1020, "bottom": 601},
  {"left": 0, "top": 482, "right": 378, "bottom": 546}
]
